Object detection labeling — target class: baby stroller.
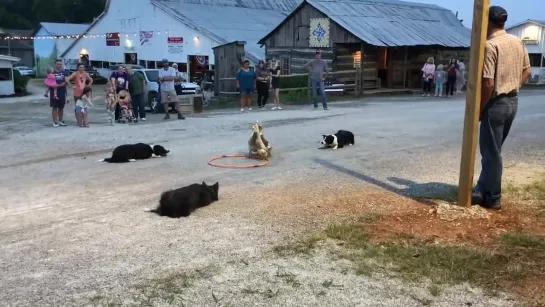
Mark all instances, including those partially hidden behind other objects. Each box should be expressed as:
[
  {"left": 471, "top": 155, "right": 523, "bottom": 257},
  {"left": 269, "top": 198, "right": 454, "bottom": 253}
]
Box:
[{"left": 117, "top": 90, "right": 136, "bottom": 123}]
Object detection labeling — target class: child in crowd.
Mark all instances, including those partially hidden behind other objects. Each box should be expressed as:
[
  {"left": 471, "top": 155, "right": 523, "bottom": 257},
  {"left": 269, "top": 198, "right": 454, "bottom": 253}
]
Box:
[
  {"left": 44, "top": 67, "right": 58, "bottom": 99},
  {"left": 75, "top": 87, "right": 93, "bottom": 127},
  {"left": 434, "top": 64, "right": 445, "bottom": 97}
]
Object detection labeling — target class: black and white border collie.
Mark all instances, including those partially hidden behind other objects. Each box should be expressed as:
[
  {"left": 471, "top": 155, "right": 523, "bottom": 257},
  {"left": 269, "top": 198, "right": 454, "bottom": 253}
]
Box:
[
  {"left": 99, "top": 143, "right": 169, "bottom": 163},
  {"left": 320, "top": 130, "right": 355, "bottom": 149}
]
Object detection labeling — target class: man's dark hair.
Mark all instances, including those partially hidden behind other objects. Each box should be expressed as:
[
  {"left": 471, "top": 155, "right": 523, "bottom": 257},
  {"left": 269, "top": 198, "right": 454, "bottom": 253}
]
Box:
[
  {"left": 243, "top": 60, "right": 250, "bottom": 64},
  {"left": 489, "top": 6, "right": 508, "bottom": 28},
  {"left": 55, "top": 59, "right": 62, "bottom": 63}
]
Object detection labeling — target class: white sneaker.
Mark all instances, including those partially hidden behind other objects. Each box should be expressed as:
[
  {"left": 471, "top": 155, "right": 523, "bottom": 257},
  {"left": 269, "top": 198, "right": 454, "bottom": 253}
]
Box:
[
  {"left": 53, "top": 122, "right": 59, "bottom": 127},
  {"left": 421, "top": 94, "right": 426, "bottom": 97},
  {"left": 241, "top": 108, "right": 245, "bottom": 112},
  {"left": 427, "top": 94, "right": 431, "bottom": 97},
  {"left": 271, "top": 106, "right": 277, "bottom": 110},
  {"left": 248, "top": 108, "right": 253, "bottom": 111},
  {"left": 277, "top": 106, "right": 282, "bottom": 110},
  {"left": 141, "top": 118, "right": 146, "bottom": 121}
]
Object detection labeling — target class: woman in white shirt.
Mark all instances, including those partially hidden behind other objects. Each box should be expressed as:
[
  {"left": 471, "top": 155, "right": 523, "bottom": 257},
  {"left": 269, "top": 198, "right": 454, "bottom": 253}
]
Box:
[{"left": 456, "top": 59, "right": 466, "bottom": 93}]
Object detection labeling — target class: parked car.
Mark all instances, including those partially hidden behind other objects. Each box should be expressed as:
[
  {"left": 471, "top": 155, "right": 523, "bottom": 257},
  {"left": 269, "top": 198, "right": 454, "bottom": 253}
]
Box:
[
  {"left": 132, "top": 68, "right": 202, "bottom": 112},
  {"left": 13, "top": 66, "right": 35, "bottom": 78},
  {"left": 67, "top": 64, "right": 106, "bottom": 83}
]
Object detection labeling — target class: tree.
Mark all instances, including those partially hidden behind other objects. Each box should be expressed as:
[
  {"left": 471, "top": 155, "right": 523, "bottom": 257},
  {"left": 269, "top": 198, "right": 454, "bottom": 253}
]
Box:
[{"left": 0, "top": 0, "right": 106, "bottom": 30}]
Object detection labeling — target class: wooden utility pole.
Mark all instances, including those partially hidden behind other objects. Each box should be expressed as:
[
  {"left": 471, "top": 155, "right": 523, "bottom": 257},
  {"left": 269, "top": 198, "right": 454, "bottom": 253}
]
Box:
[{"left": 458, "top": 0, "right": 490, "bottom": 207}]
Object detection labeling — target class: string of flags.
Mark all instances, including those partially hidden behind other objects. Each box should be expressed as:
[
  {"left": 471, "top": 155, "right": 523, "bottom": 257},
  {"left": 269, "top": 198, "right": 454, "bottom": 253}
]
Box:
[{"left": 1, "top": 30, "right": 174, "bottom": 40}]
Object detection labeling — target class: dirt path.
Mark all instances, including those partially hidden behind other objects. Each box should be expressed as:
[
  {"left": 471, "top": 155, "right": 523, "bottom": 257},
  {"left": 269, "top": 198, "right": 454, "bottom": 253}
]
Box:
[{"left": 1, "top": 92, "right": 544, "bottom": 306}]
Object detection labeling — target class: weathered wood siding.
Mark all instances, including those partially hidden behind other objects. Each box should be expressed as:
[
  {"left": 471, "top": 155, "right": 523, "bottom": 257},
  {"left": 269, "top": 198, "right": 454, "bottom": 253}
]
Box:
[
  {"left": 266, "top": 47, "right": 334, "bottom": 74},
  {"left": 388, "top": 47, "right": 469, "bottom": 88},
  {"left": 213, "top": 42, "right": 246, "bottom": 95},
  {"left": 262, "top": 2, "right": 360, "bottom": 48}
]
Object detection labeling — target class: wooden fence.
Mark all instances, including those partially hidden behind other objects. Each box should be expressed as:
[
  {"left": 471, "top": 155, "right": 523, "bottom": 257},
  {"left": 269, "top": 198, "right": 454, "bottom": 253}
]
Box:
[{"left": 217, "top": 69, "right": 380, "bottom": 97}]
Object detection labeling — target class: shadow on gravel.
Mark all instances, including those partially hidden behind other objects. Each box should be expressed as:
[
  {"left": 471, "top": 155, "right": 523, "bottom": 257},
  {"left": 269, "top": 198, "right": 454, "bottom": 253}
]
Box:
[{"left": 313, "top": 158, "right": 458, "bottom": 205}]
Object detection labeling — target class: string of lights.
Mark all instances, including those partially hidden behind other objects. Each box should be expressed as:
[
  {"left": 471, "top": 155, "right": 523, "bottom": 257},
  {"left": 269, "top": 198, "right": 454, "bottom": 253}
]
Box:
[{"left": 1, "top": 30, "right": 176, "bottom": 40}]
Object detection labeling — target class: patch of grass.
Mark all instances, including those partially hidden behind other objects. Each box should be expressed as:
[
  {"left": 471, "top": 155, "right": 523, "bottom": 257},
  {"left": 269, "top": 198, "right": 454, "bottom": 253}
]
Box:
[
  {"left": 84, "top": 266, "right": 218, "bottom": 306},
  {"left": 504, "top": 173, "right": 545, "bottom": 210},
  {"left": 272, "top": 235, "right": 323, "bottom": 256},
  {"left": 357, "top": 212, "right": 383, "bottom": 223},
  {"left": 324, "top": 223, "right": 370, "bottom": 247},
  {"left": 500, "top": 232, "right": 545, "bottom": 249},
  {"left": 323, "top": 220, "right": 545, "bottom": 300},
  {"left": 206, "top": 91, "right": 357, "bottom": 110}
]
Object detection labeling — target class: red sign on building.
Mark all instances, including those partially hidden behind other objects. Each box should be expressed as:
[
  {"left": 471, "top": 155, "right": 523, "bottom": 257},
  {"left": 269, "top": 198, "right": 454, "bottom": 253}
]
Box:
[{"left": 106, "top": 32, "right": 120, "bottom": 46}]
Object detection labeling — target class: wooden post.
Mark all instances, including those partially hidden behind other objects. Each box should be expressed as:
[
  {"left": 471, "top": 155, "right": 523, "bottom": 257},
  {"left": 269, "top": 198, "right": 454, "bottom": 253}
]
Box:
[{"left": 457, "top": 0, "right": 490, "bottom": 207}]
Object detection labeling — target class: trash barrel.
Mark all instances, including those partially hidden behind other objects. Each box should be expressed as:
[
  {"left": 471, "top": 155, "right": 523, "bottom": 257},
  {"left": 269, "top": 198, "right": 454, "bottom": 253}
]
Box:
[{"left": 193, "top": 95, "right": 203, "bottom": 113}]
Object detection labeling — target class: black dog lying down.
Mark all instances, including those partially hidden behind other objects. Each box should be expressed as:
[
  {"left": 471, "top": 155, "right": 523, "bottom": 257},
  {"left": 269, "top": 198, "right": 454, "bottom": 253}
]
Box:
[
  {"left": 148, "top": 181, "right": 220, "bottom": 218},
  {"left": 320, "top": 130, "right": 355, "bottom": 149},
  {"left": 99, "top": 143, "right": 169, "bottom": 163}
]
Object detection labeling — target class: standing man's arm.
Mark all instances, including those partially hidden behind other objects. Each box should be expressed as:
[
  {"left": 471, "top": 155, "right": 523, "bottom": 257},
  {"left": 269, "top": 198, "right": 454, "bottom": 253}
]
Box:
[
  {"left": 480, "top": 42, "right": 496, "bottom": 118},
  {"left": 323, "top": 61, "right": 328, "bottom": 80},
  {"left": 125, "top": 74, "right": 129, "bottom": 91},
  {"left": 521, "top": 46, "right": 531, "bottom": 86},
  {"left": 304, "top": 60, "right": 312, "bottom": 73}
]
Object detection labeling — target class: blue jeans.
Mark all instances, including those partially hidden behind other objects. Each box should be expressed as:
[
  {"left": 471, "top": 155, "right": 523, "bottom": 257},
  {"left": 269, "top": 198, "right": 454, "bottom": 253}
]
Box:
[
  {"left": 475, "top": 95, "right": 518, "bottom": 204},
  {"left": 311, "top": 79, "right": 327, "bottom": 108}
]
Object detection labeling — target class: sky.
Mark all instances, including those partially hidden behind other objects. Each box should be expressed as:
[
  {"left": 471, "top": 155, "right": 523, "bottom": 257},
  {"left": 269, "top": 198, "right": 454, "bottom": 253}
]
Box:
[{"left": 414, "top": 0, "right": 545, "bottom": 28}]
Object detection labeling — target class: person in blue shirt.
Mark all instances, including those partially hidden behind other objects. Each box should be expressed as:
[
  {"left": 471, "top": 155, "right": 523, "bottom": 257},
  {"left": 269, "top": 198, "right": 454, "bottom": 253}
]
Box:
[
  {"left": 236, "top": 60, "right": 256, "bottom": 113},
  {"left": 49, "top": 59, "right": 71, "bottom": 127}
]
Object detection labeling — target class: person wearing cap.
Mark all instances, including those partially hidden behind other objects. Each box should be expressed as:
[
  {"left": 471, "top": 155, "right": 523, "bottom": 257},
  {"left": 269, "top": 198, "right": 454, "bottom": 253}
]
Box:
[
  {"left": 472, "top": 6, "right": 531, "bottom": 210},
  {"left": 158, "top": 58, "right": 185, "bottom": 120},
  {"left": 304, "top": 50, "right": 329, "bottom": 110}
]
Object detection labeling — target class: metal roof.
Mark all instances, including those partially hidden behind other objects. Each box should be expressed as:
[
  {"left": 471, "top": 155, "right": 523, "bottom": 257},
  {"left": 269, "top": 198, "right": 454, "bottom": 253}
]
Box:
[
  {"left": 39, "top": 22, "right": 90, "bottom": 36},
  {"left": 260, "top": 0, "right": 470, "bottom": 47},
  {"left": 507, "top": 19, "right": 545, "bottom": 30},
  {"left": 152, "top": 0, "right": 301, "bottom": 63}
]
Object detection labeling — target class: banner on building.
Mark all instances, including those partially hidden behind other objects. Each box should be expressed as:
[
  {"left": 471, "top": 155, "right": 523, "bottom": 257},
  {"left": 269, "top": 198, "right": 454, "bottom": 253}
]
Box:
[
  {"left": 167, "top": 37, "right": 183, "bottom": 53},
  {"left": 140, "top": 31, "right": 153, "bottom": 46},
  {"left": 309, "top": 18, "right": 330, "bottom": 48},
  {"left": 106, "top": 32, "right": 120, "bottom": 46}
]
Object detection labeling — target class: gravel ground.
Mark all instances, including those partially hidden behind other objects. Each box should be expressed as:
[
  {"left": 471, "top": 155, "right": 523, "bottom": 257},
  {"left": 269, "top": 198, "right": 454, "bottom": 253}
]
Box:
[{"left": 0, "top": 90, "right": 544, "bottom": 306}]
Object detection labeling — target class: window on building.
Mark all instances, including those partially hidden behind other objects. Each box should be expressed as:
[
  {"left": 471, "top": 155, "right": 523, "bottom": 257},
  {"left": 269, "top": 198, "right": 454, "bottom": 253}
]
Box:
[
  {"left": 102, "top": 62, "right": 110, "bottom": 69},
  {"left": 90, "top": 61, "right": 101, "bottom": 69},
  {"left": 138, "top": 60, "right": 146, "bottom": 67},
  {"left": 280, "top": 57, "right": 290, "bottom": 75},
  {"left": 147, "top": 61, "right": 156, "bottom": 69},
  {"left": 0, "top": 68, "right": 12, "bottom": 81},
  {"left": 528, "top": 53, "right": 544, "bottom": 67},
  {"left": 521, "top": 25, "right": 540, "bottom": 41}
]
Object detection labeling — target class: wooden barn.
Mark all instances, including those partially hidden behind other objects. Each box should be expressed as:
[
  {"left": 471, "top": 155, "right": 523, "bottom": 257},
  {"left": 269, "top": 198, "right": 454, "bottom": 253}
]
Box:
[
  {"left": 258, "top": 0, "right": 471, "bottom": 91},
  {"left": 213, "top": 41, "right": 248, "bottom": 95}
]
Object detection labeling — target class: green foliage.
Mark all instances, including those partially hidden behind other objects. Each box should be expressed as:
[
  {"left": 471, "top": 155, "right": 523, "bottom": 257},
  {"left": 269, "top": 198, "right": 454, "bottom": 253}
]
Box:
[
  {"left": 279, "top": 74, "right": 308, "bottom": 89},
  {"left": 13, "top": 69, "right": 30, "bottom": 93},
  {"left": 0, "top": 0, "right": 107, "bottom": 29}
]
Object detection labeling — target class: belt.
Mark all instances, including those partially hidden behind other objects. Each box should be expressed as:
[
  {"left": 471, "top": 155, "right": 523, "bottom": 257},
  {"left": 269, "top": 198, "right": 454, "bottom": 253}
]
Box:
[{"left": 496, "top": 90, "right": 517, "bottom": 98}]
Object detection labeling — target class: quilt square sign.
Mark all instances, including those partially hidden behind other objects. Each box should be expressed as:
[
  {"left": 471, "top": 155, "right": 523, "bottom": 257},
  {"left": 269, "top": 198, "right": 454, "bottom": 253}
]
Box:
[{"left": 309, "top": 18, "right": 330, "bottom": 48}]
